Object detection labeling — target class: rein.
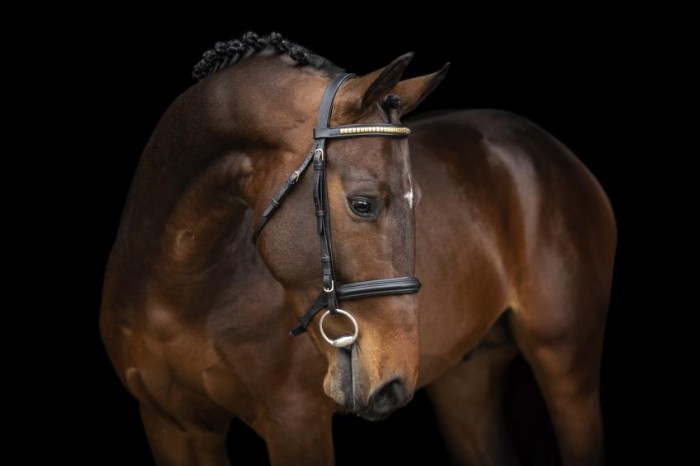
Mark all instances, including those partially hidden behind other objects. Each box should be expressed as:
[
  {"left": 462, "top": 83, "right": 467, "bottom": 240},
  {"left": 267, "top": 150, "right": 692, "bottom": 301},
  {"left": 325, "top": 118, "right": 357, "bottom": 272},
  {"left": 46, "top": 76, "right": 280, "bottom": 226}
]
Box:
[{"left": 253, "top": 73, "right": 421, "bottom": 347}]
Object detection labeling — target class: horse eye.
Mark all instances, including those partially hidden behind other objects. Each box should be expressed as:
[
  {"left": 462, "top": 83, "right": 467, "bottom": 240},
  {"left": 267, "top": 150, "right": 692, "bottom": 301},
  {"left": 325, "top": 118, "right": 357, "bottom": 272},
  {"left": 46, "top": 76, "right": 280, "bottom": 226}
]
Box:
[{"left": 350, "top": 198, "right": 373, "bottom": 216}]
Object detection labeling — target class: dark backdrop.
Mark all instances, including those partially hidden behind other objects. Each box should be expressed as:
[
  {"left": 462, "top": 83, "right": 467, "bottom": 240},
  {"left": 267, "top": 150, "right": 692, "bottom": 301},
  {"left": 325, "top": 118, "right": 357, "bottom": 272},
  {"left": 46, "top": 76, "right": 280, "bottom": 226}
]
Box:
[{"left": 53, "top": 13, "right": 673, "bottom": 466}]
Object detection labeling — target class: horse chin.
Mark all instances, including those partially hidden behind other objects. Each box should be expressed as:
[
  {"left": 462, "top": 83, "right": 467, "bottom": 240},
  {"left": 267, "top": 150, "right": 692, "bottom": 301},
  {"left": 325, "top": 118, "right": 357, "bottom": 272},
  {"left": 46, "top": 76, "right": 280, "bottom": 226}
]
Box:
[{"left": 323, "top": 347, "right": 354, "bottom": 408}]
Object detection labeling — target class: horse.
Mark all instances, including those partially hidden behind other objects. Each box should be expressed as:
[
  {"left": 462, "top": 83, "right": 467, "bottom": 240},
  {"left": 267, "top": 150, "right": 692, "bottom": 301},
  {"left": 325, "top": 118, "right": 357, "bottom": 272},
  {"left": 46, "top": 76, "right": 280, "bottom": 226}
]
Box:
[{"left": 101, "top": 32, "right": 616, "bottom": 466}]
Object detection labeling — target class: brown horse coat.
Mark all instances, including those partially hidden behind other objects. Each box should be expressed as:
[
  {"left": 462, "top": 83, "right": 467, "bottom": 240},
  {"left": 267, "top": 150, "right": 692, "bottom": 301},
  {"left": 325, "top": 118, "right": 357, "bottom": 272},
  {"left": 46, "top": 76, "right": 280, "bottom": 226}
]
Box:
[{"left": 101, "top": 36, "right": 614, "bottom": 466}]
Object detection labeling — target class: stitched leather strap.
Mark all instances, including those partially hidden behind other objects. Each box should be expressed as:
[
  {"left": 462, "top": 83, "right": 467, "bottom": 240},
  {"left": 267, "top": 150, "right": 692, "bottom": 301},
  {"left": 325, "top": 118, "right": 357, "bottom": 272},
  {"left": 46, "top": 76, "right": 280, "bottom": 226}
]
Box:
[
  {"left": 252, "top": 73, "right": 352, "bottom": 245},
  {"left": 290, "top": 276, "right": 422, "bottom": 336},
  {"left": 313, "top": 148, "right": 339, "bottom": 312},
  {"left": 249, "top": 72, "right": 422, "bottom": 338},
  {"left": 252, "top": 148, "right": 316, "bottom": 244},
  {"left": 311, "top": 74, "right": 352, "bottom": 314},
  {"left": 315, "top": 74, "right": 352, "bottom": 129}
]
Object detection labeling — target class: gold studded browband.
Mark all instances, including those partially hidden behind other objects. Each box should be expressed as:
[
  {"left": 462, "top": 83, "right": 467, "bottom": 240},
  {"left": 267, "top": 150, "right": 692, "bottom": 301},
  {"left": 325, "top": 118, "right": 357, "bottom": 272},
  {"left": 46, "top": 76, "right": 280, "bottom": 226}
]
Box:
[{"left": 313, "top": 124, "right": 411, "bottom": 139}]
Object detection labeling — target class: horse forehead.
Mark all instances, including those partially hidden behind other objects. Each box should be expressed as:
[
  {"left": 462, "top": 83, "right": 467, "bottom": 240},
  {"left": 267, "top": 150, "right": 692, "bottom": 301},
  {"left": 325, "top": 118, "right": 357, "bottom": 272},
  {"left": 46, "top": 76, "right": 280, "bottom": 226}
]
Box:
[
  {"left": 333, "top": 148, "right": 404, "bottom": 187},
  {"left": 334, "top": 134, "right": 406, "bottom": 163}
]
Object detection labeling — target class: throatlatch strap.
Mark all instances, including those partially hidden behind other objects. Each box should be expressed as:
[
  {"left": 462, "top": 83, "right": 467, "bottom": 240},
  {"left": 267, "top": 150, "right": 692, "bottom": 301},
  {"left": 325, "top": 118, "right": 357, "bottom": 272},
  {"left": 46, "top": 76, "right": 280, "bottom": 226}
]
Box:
[
  {"left": 252, "top": 149, "right": 316, "bottom": 244},
  {"left": 252, "top": 73, "right": 353, "bottom": 245}
]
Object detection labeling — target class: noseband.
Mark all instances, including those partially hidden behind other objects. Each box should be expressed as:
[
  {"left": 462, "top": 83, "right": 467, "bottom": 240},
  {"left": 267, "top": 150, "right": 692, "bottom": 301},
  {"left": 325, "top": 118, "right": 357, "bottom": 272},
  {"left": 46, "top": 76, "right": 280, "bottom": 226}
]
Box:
[{"left": 252, "top": 73, "right": 421, "bottom": 347}]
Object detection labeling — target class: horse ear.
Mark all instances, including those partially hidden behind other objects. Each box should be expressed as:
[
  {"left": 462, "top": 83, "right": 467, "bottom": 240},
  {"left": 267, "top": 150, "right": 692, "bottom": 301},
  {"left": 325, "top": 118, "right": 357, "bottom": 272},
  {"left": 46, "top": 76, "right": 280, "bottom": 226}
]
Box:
[
  {"left": 346, "top": 52, "right": 414, "bottom": 113},
  {"left": 393, "top": 63, "right": 450, "bottom": 116}
]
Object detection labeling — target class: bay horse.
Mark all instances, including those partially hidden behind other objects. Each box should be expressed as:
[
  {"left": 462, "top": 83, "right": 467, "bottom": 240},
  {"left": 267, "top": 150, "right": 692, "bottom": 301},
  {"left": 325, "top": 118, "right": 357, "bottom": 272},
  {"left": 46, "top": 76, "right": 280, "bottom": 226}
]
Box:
[{"left": 101, "top": 32, "right": 616, "bottom": 466}]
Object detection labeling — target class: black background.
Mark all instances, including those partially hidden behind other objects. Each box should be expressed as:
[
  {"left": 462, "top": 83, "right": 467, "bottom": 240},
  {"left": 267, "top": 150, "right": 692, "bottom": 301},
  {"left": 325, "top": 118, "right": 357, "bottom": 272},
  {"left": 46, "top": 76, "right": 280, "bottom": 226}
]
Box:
[{"left": 44, "top": 11, "right": 678, "bottom": 466}]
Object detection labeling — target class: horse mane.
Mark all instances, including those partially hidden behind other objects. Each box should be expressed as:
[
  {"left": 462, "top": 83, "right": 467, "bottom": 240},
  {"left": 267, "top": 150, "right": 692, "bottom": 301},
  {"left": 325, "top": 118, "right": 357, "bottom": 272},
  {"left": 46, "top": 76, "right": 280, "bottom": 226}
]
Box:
[{"left": 192, "top": 31, "right": 344, "bottom": 81}]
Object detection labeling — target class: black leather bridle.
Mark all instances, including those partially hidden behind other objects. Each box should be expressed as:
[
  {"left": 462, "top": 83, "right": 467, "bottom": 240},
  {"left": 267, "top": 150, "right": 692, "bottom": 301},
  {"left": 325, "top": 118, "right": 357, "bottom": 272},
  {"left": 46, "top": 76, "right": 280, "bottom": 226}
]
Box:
[{"left": 252, "top": 73, "right": 421, "bottom": 347}]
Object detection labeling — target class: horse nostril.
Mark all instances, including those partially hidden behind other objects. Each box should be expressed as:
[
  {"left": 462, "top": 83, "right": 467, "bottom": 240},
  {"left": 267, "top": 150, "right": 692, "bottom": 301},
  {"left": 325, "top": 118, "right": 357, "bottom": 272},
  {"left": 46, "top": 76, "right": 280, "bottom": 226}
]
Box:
[{"left": 368, "top": 378, "right": 411, "bottom": 417}]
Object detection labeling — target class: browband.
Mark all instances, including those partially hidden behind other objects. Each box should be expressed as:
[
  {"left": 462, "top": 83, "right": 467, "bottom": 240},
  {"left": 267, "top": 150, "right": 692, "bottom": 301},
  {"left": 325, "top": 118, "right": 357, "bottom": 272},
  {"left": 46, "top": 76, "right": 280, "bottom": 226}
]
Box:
[{"left": 314, "top": 125, "right": 411, "bottom": 139}]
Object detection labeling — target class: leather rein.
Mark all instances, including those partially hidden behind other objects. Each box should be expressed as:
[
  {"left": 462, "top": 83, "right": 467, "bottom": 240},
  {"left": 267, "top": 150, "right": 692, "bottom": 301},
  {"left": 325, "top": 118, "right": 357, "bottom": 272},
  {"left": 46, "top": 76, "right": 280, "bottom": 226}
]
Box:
[{"left": 252, "top": 73, "right": 421, "bottom": 347}]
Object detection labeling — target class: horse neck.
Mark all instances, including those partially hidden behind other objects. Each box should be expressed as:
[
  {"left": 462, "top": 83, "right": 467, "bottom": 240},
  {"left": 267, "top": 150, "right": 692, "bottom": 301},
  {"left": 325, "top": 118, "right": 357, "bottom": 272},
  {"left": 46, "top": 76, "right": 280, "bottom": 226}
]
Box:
[{"left": 106, "top": 60, "right": 324, "bottom": 312}]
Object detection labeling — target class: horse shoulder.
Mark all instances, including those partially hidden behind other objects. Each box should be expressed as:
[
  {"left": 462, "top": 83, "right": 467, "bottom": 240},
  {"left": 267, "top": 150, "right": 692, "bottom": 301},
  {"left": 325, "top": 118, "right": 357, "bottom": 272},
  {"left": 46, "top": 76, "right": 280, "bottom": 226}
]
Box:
[{"left": 408, "top": 109, "right": 615, "bottom": 378}]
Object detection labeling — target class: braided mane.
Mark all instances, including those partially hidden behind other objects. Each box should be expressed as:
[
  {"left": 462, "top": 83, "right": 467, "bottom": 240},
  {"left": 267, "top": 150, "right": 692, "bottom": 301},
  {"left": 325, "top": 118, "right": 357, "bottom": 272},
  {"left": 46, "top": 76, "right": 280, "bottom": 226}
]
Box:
[{"left": 192, "top": 31, "right": 343, "bottom": 81}]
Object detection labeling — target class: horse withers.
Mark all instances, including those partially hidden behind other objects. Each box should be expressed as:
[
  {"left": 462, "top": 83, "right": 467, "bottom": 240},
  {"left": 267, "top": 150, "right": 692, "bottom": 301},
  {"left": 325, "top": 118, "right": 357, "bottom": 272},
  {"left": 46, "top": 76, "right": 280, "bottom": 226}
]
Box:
[{"left": 101, "top": 32, "right": 615, "bottom": 466}]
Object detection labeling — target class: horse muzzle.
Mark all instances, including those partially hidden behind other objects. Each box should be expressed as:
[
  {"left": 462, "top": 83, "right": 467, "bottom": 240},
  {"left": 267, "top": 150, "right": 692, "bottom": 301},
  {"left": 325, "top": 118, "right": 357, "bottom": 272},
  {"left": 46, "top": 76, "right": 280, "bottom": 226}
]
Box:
[
  {"left": 323, "top": 346, "right": 414, "bottom": 421},
  {"left": 358, "top": 376, "right": 413, "bottom": 421}
]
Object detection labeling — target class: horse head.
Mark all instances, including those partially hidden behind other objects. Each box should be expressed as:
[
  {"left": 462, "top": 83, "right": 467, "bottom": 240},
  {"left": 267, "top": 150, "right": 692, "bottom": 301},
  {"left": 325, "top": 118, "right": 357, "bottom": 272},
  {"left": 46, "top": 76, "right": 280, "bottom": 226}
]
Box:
[{"left": 224, "top": 43, "right": 448, "bottom": 420}]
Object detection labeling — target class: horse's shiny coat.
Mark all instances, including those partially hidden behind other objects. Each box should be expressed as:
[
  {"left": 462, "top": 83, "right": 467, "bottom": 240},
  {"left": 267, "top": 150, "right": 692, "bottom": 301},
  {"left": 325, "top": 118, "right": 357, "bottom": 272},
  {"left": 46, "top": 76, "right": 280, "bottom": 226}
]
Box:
[{"left": 101, "top": 46, "right": 615, "bottom": 466}]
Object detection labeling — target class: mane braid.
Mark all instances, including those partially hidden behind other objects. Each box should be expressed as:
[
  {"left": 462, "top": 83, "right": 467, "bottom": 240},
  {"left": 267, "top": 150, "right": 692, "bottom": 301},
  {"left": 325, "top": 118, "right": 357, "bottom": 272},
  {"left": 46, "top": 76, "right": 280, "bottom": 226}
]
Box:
[{"left": 192, "top": 31, "right": 343, "bottom": 81}]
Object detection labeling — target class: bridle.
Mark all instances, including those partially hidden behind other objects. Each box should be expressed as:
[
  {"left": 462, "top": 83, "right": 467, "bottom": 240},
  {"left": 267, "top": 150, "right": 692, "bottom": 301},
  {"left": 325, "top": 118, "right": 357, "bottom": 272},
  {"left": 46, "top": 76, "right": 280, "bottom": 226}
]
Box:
[{"left": 252, "top": 73, "right": 421, "bottom": 347}]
